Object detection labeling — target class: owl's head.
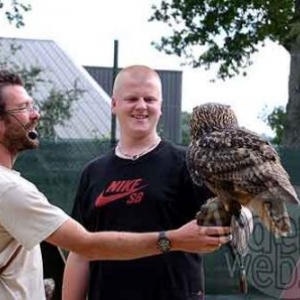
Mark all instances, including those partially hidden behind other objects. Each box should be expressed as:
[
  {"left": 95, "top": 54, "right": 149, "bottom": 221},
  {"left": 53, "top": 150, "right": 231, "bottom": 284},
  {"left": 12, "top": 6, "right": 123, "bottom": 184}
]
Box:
[{"left": 190, "top": 102, "right": 238, "bottom": 139}]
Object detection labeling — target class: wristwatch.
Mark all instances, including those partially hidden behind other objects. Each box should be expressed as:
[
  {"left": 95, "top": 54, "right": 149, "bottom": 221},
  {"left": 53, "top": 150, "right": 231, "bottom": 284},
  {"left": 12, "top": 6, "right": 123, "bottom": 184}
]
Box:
[{"left": 157, "top": 231, "right": 171, "bottom": 253}]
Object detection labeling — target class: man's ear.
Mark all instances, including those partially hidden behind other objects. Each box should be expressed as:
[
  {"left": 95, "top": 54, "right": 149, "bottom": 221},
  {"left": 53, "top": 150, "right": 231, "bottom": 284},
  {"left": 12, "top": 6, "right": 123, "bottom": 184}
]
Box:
[
  {"left": 111, "top": 97, "right": 117, "bottom": 115},
  {"left": 159, "top": 100, "right": 162, "bottom": 117}
]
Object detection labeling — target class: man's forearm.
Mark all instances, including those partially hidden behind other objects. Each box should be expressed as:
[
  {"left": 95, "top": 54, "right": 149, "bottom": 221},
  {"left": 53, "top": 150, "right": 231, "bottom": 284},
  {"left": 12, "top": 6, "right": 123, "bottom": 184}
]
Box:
[
  {"left": 47, "top": 218, "right": 231, "bottom": 260},
  {"left": 82, "top": 231, "right": 161, "bottom": 260},
  {"left": 47, "top": 218, "right": 161, "bottom": 260},
  {"left": 62, "top": 252, "right": 89, "bottom": 300}
]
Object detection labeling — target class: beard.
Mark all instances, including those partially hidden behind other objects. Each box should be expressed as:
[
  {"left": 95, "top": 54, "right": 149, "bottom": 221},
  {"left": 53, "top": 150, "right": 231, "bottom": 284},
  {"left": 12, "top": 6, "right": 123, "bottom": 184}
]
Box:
[{"left": 3, "top": 120, "right": 39, "bottom": 152}]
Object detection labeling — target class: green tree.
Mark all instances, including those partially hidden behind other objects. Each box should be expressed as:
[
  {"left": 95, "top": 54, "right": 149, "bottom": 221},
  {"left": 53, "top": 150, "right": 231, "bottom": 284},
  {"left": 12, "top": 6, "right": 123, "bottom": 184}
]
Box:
[
  {"left": 0, "top": 0, "right": 31, "bottom": 27},
  {"left": 150, "top": 0, "right": 300, "bottom": 147},
  {"left": 0, "top": 42, "right": 84, "bottom": 139},
  {"left": 260, "top": 105, "right": 286, "bottom": 145},
  {"left": 181, "top": 111, "right": 191, "bottom": 145},
  {"left": 38, "top": 83, "right": 84, "bottom": 138}
]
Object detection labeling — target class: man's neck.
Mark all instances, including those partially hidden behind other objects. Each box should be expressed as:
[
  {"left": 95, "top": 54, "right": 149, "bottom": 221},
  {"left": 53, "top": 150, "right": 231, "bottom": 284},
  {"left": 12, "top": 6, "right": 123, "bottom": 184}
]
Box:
[
  {"left": 117, "top": 134, "right": 161, "bottom": 156},
  {"left": 119, "top": 134, "right": 159, "bottom": 148},
  {"left": 0, "top": 143, "right": 16, "bottom": 169}
]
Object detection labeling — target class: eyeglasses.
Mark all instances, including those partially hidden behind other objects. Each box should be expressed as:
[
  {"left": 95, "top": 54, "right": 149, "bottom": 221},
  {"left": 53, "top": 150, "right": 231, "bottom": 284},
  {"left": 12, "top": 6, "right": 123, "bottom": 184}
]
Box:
[{"left": 4, "top": 105, "right": 40, "bottom": 114}]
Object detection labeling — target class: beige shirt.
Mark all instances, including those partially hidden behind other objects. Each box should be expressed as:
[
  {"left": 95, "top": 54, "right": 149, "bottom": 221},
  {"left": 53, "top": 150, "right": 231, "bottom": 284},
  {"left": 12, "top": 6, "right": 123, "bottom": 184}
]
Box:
[{"left": 0, "top": 165, "right": 69, "bottom": 299}]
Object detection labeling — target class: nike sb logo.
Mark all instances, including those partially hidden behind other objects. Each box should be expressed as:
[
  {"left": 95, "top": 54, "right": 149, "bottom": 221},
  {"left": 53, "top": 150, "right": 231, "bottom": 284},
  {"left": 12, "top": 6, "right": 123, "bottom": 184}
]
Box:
[{"left": 95, "top": 179, "right": 148, "bottom": 208}]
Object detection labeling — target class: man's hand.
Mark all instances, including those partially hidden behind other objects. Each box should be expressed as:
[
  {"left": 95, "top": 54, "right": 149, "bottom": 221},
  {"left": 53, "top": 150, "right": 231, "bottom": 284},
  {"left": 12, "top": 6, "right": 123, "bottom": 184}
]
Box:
[{"left": 168, "top": 220, "right": 231, "bottom": 253}]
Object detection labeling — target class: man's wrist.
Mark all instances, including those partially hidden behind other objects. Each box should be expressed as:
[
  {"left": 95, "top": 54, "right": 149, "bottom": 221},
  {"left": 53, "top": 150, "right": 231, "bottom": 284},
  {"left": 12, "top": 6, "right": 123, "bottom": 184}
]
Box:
[
  {"left": 166, "top": 228, "right": 189, "bottom": 252},
  {"left": 157, "top": 231, "right": 172, "bottom": 253}
]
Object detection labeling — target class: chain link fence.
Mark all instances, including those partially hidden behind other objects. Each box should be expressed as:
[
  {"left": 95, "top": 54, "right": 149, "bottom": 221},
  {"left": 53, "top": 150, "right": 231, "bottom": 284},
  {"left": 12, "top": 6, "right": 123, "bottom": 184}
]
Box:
[
  {"left": 14, "top": 141, "right": 300, "bottom": 298},
  {"left": 15, "top": 139, "right": 112, "bottom": 214},
  {"left": 15, "top": 141, "right": 300, "bottom": 212}
]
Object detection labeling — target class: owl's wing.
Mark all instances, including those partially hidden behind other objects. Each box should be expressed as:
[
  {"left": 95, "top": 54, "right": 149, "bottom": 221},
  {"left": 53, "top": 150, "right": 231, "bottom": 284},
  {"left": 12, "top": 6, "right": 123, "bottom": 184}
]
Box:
[
  {"left": 190, "top": 128, "right": 299, "bottom": 204},
  {"left": 186, "top": 143, "right": 204, "bottom": 186}
]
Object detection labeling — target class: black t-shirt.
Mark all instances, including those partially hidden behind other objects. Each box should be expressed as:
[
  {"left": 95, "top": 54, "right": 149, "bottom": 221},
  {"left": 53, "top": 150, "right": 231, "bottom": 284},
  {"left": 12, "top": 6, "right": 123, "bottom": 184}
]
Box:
[{"left": 72, "top": 140, "right": 211, "bottom": 300}]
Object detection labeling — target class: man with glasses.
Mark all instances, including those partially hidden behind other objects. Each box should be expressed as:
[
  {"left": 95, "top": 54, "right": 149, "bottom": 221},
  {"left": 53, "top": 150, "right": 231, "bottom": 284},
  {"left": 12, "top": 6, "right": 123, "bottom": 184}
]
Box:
[{"left": 0, "top": 69, "right": 231, "bottom": 299}]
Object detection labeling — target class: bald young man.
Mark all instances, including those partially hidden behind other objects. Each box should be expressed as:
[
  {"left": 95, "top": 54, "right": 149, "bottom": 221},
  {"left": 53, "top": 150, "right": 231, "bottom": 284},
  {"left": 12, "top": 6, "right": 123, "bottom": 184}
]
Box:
[{"left": 63, "top": 65, "right": 231, "bottom": 300}]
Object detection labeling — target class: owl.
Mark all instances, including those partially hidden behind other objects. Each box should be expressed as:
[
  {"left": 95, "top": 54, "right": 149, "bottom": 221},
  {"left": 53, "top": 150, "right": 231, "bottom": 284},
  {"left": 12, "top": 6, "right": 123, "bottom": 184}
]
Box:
[
  {"left": 187, "top": 102, "right": 300, "bottom": 292},
  {"left": 187, "top": 102, "right": 299, "bottom": 237}
]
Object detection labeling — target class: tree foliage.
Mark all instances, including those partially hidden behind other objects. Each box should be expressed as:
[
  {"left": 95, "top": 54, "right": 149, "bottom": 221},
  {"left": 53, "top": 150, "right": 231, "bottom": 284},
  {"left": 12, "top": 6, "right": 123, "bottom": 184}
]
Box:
[
  {"left": 150, "top": 0, "right": 296, "bottom": 79},
  {"left": 0, "top": 42, "right": 85, "bottom": 139},
  {"left": 151, "top": 0, "right": 300, "bottom": 147},
  {"left": 38, "top": 83, "right": 84, "bottom": 138},
  {"left": 260, "top": 106, "right": 286, "bottom": 145},
  {"left": 0, "top": 0, "right": 31, "bottom": 27}
]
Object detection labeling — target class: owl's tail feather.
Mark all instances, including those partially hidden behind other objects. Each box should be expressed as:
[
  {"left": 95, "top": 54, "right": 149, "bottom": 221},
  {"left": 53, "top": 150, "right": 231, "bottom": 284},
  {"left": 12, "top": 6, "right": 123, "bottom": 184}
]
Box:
[
  {"left": 249, "top": 196, "right": 291, "bottom": 237},
  {"left": 270, "top": 163, "right": 300, "bottom": 205},
  {"left": 254, "top": 162, "right": 300, "bottom": 205}
]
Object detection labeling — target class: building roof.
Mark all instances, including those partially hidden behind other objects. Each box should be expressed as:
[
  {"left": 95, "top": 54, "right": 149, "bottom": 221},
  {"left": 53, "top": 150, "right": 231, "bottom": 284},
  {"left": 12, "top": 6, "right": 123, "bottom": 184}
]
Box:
[{"left": 0, "top": 37, "right": 111, "bottom": 139}]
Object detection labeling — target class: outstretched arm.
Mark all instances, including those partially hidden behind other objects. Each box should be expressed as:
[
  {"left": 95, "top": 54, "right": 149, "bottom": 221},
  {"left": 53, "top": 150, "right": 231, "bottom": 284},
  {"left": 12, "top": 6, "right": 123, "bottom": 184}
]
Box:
[{"left": 46, "top": 218, "right": 231, "bottom": 261}]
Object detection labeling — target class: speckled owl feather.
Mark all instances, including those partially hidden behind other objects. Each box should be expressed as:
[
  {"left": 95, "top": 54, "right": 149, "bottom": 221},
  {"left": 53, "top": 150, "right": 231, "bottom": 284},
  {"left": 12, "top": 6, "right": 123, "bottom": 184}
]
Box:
[{"left": 187, "top": 102, "right": 300, "bottom": 237}]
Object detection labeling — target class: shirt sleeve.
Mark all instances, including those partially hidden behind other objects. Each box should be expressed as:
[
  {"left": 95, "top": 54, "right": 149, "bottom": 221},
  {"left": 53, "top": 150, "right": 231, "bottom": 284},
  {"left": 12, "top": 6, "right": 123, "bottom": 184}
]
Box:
[{"left": 0, "top": 183, "right": 70, "bottom": 250}]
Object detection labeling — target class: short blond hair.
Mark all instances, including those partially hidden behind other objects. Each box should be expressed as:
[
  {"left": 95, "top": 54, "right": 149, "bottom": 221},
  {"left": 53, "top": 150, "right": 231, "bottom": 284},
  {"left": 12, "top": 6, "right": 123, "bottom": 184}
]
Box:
[{"left": 112, "top": 65, "right": 162, "bottom": 99}]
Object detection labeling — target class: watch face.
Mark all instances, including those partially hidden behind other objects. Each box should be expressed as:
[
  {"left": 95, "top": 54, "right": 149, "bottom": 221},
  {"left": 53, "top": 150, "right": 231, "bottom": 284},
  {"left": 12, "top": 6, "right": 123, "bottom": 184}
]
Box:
[
  {"left": 160, "top": 238, "right": 170, "bottom": 251},
  {"left": 157, "top": 232, "right": 171, "bottom": 253}
]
